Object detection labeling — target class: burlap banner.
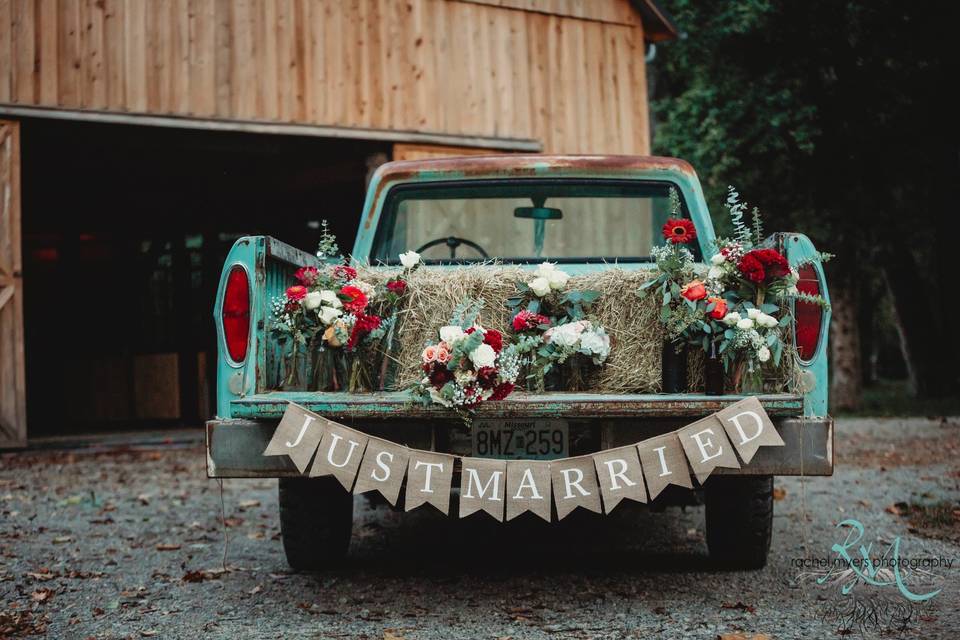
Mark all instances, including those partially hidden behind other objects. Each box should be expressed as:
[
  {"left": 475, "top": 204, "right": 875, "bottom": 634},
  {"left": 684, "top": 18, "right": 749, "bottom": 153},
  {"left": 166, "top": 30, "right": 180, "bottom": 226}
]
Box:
[{"left": 263, "top": 399, "right": 785, "bottom": 522}]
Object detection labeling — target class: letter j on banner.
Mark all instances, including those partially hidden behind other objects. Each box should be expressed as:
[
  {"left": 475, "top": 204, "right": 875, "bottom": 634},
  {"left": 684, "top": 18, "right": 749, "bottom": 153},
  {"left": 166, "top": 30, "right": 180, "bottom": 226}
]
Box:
[{"left": 262, "top": 403, "right": 326, "bottom": 473}]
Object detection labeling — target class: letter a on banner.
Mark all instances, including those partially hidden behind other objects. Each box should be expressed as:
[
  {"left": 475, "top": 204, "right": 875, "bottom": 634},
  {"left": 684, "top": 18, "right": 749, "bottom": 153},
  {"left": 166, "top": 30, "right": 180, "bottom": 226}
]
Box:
[
  {"left": 550, "top": 456, "right": 602, "bottom": 520},
  {"left": 352, "top": 437, "right": 410, "bottom": 506},
  {"left": 262, "top": 403, "right": 326, "bottom": 473},
  {"left": 716, "top": 397, "right": 784, "bottom": 464},
  {"left": 505, "top": 460, "right": 552, "bottom": 522},
  {"left": 309, "top": 422, "right": 369, "bottom": 490},
  {"left": 676, "top": 415, "right": 741, "bottom": 484},
  {"left": 636, "top": 432, "right": 693, "bottom": 500},
  {"left": 459, "top": 458, "right": 506, "bottom": 521},
  {"left": 405, "top": 451, "right": 456, "bottom": 515},
  {"left": 593, "top": 445, "right": 647, "bottom": 513}
]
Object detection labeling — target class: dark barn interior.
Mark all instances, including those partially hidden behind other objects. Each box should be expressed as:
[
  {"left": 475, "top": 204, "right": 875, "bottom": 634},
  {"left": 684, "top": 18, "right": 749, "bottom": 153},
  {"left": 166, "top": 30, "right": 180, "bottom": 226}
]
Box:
[{"left": 19, "top": 117, "right": 385, "bottom": 435}]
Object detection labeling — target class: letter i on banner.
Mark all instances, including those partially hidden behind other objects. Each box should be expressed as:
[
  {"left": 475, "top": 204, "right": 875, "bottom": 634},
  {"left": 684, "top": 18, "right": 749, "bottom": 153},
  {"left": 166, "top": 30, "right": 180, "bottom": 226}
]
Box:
[
  {"left": 459, "top": 458, "right": 506, "bottom": 521},
  {"left": 309, "top": 422, "right": 369, "bottom": 490},
  {"left": 505, "top": 460, "right": 552, "bottom": 522},
  {"left": 352, "top": 437, "right": 410, "bottom": 507},
  {"left": 593, "top": 445, "right": 647, "bottom": 513},
  {"left": 636, "top": 433, "right": 693, "bottom": 500},
  {"left": 262, "top": 403, "right": 326, "bottom": 473},
  {"left": 405, "top": 451, "right": 456, "bottom": 515},
  {"left": 676, "top": 415, "right": 740, "bottom": 484},
  {"left": 550, "top": 456, "right": 603, "bottom": 520},
  {"left": 715, "top": 397, "right": 784, "bottom": 464}
]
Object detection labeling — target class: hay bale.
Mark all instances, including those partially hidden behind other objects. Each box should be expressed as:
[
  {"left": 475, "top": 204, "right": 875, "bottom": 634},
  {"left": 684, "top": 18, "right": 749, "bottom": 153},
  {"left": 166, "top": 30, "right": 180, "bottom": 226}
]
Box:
[{"left": 357, "top": 265, "right": 794, "bottom": 394}]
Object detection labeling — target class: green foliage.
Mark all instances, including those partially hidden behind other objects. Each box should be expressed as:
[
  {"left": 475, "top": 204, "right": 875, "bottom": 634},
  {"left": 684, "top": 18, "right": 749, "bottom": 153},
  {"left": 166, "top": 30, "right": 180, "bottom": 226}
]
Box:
[{"left": 449, "top": 297, "right": 485, "bottom": 329}]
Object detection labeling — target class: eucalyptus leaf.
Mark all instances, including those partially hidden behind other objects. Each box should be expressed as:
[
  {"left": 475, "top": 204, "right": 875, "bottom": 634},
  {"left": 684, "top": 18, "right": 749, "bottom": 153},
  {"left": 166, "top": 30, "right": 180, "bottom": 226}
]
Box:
[{"left": 761, "top": 303, "right": 779, "bottom": 313}]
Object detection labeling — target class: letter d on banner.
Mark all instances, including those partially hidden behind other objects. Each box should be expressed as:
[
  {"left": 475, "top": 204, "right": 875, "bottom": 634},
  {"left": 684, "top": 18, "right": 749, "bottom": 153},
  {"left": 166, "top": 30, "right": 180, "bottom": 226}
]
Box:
[
  {"left": 262, "top": 403, "right": 326, "bottom": 473},
  {"left": 716, "top": 397, "right": 784, "bottom": 464}
]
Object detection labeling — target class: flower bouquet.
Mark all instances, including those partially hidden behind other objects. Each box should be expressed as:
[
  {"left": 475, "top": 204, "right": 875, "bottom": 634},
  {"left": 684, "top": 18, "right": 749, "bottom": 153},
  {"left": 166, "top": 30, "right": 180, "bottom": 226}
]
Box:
[
  {"left": 507, "top": 262, "right": 610, "bottom": 391},
  {"left": 411, "top": 299, "right": 520, "bottom": 410}
]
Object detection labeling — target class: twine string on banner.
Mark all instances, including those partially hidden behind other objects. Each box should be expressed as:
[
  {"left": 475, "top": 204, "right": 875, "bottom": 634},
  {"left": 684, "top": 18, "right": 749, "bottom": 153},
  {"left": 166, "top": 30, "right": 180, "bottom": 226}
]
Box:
[{"left": 218, "top": 478, "right": 230, "bottom": 572}]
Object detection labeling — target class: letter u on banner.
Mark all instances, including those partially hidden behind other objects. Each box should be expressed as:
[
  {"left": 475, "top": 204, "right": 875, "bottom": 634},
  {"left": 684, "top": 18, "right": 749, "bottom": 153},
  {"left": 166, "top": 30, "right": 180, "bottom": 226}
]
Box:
[
  {"left": 262, "top": 403, "right": 327, "bottom": 473},
  {"left": 309, "top": 422, "right": 369, "bottom": 490}
]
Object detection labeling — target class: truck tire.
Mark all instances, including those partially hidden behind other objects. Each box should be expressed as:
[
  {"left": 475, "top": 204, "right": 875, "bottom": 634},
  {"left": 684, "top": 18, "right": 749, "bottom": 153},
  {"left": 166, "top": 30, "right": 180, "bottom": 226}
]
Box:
[
  {"left": 705, "top": 475, "right": 773, "bottom": 570},
  {"left": 278, "top": 477, "right": 353, "bottom": 571}
]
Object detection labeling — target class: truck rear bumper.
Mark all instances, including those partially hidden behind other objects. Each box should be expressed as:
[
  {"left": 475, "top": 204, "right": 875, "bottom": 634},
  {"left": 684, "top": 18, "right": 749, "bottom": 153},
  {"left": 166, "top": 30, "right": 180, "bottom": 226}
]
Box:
[{"left": 205, "top": 413, "right": 833, "bottom": 479}]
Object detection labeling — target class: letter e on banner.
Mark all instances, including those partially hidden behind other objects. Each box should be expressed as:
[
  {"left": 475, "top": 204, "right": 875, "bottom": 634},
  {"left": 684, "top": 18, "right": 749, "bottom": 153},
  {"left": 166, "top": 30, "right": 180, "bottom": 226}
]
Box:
[
  {"left": 309, "top": 422, "right": 369, "bottom": 490},
  {"left": 262, "top": 403, "right": 326, "bottom": 473},
  {"left": 505, "top": 460, "right": 552, "bottom": 522},
  {"left": 716, "top": 397, "right": 784, "bottom": 464},
  {"left": 677, "top": 415, "right": 741, "bottom": 484},
  {"left": 637, "top": 433, "right": 693, "bottom": 500},
  {"left": 353, "top": 437, "right": 410, "bottom": 506},
  {"left": 405, "top": 451, "right": 456, "bottom": 515},
  {"left": 593, "top": 445, "right": 647, "bottom": 513},
  {"left": 459, "top": 458, "right": 506, "bottom": 521},
  {"left": 550, "top": 456, "right": 602, "bottom": 520}
]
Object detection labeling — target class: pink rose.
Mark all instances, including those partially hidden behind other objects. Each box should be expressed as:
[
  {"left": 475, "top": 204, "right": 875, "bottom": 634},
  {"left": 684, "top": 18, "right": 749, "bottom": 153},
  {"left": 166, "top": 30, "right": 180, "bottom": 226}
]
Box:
[{"left": 422, "top": 345, "right": 438, "bottom": 363}]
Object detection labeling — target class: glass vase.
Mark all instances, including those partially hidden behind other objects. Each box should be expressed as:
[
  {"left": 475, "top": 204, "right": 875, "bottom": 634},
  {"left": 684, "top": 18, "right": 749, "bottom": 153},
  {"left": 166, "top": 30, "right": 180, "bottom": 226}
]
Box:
[
  {"left": 661, "top": 339, "right": 688, "bottom": 393},
  {"left": 704, "top": 344, "right": 725, "bottom": 396}
]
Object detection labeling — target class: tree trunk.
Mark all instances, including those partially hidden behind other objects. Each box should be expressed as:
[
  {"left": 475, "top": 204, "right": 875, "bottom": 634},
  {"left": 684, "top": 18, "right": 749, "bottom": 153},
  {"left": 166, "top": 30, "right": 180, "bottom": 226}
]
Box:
[{"left": 829, "top": 282, "right": 862, "bottom": 411}]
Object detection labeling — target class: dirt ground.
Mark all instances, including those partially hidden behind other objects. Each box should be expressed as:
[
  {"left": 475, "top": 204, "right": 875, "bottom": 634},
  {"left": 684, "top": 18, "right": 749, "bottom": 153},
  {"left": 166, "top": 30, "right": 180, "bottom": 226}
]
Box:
[{"left": 1, "top": 417, "right": 958, "bottom": 640}]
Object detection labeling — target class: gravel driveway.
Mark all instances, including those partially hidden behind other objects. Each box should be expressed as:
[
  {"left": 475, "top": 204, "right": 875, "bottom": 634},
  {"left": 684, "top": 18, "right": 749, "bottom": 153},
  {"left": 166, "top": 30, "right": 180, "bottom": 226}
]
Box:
[{"left": 2, "top": 417, "right": 958, "bottom": 639}]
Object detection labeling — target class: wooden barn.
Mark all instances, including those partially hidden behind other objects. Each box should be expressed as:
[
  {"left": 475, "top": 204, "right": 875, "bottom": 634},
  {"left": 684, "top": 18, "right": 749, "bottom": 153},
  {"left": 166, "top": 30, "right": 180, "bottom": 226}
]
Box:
[{"left": 0, "top": 0, "right": 675, "bottom": 444}]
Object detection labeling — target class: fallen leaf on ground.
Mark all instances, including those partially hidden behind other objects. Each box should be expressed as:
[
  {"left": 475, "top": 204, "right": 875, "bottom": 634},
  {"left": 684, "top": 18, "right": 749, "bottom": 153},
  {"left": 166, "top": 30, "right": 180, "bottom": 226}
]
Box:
[
  {"left": 26, "top": 571, "right": 57, "bottom": 581},
  {"left": 383, "top": 630, "right": 405, "bottom": 640},
  {"left": 155, "top": 543, "right": 181, "bottom": 551},
  {"left": 52, "top": 536, "right": 72, "bottom": 544},
  {"left": 772, "top": 487, "right": 786, "bottom": 501},
  {"left": 137, "top": 494, "right": 151, "bottom": 505},
  {"left": 238, "top": 500, "right": 260, "bottom": 509},
  {"left": 223, "top": 517, "right": 243, "bottom": 527},
  {"left": 248, "top": 585, "right": 262, "bottom": 595},
  {"left": 31, "top": 588, "right": 54, "bottom": 603},
  {"left": 717, "top": 634, "right": 770, "bottom": 640},
  {"left": 141, "top": 630, "right": 158, "bottom": 637},
  {"left": 721, "top": 601, "right": 756, "bottom": 614}
]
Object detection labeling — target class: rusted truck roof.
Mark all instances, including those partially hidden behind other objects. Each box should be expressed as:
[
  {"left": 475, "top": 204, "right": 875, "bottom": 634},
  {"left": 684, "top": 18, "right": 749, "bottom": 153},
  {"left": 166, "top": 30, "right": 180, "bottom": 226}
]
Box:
[{"left": 374, "top": 154, "right": 697, "bottom": 182}]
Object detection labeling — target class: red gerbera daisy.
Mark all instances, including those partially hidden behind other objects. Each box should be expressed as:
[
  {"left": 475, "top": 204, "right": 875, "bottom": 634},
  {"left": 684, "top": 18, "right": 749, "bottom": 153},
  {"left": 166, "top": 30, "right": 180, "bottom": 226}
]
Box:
[
  {"left": 662, "top": 218, "right": 697, "bottom": 244},
  {"left": 339, "top": 285, "right": 368, "bottom": 313}
]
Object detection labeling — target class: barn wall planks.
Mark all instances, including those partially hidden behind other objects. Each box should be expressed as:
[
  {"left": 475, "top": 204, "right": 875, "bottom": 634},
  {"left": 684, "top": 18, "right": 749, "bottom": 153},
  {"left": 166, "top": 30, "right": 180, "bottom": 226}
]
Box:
[{"left": 0, "top": 0, "right": 650, "bottom": 154}]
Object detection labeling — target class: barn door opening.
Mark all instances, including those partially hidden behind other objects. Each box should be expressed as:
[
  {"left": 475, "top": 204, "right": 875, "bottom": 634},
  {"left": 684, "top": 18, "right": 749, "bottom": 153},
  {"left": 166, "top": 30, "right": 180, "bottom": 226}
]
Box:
[{"left": 0, "top": 120, "right": 25, "bottom": 448}]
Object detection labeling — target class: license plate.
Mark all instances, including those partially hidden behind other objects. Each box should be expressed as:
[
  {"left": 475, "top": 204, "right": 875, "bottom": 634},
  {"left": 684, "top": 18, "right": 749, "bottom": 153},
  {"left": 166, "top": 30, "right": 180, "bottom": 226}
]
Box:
[{"left": 471, "top": 419, "right": 569, "bottom": 460}]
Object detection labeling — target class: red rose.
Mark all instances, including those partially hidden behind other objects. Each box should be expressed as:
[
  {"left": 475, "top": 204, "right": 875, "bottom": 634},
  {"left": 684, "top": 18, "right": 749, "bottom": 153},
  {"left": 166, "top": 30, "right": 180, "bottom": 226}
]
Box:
[
  {"left": 333, "top": 265, "right": 358, "bottom": 282},
  {"left": 386, "top": 279, "right": 407, "bottom": 295},
  {"left": 737, "top": 253, "right": 766, "bottom": 284},
  {"left": 680, "top": 280, "right": 707, "bottom": 301},
  {"left": 489, "top": 382, "right": 515, "bottom": 401},
  {"left": 340, "top": 285, "right": 368, "bottom": 313},
  {"left": 752, "top": 248, "right": 790, "bottom": 279},
  {"left": 661, "top": 218, "right": 697, "bottom": 245},
  {"left": 476, "top": 366, "right": 498, "bottom": 389},
  {"left": 294, "top": 266, "right": 319, "bottom": 286},
  {"left": 483, "top": 328, "right": 503, "bottom": 353},
  {"left": 346, "top": 313, "right": 381, "bottom": 349},
  {"left": 286, "top": 285, "right": 307, "bottom": 302},
  {"left": 512, "top": 310, "right": 550, "bottom": 332},
  {"left": 706, "top": 296, "right": 728, "bottom": 320}
]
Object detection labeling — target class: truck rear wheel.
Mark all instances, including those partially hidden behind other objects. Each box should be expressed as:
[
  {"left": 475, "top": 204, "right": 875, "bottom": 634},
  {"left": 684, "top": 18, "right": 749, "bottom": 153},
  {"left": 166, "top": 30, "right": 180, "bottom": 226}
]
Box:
[
  {"left": 705, "top": 475, "right": 773, "bottom": 570},
  {"left": 278, "top": 477, "right": 353, "bottom": 571}
]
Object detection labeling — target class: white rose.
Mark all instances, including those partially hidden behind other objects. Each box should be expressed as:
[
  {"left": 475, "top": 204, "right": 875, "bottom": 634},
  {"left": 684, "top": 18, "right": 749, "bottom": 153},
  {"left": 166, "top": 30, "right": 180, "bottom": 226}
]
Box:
[
  {"left": 579, "top": 330, "right": 610, "bottom": 357},
  {"left": 469, "top": 343, "right": 497, "bottom": 369},
  {"left": 302, "top": 291, "right": 323, "bottom": 310},
  {"left": 710, "top": 253, "right": 727, "bottom": 265},
  {"left": 439, "top": 325, "right": 465, "bottom": 344},
  {"left": 758, "top": 346, "right": 771, "bottom": 362},
  {"left": 722, "top": 312, "right": 741, "bottom": 326},
  {"left": 318, "top": 306, "right": 342, "bottom": 325},
  {"left": 707, "top": 266, "right": 723, "bottom": 280},
  {"left": 319, "top": 289, "right": 342, "bottom": 308},
  {"left": 758, "top": 313, "right": 778, "bottom": 328},
  {"left": 548, "top": 322, "right": 584, "bottom": 348},
  {"left": 546, "top": 268, "right": 569, "bottom": 290},
  {"left": 529, "top": 276, "right": 551, "bottom": 297},
  {"left": 536, "top": 261, "right": 557, "bottom": 275},
  {"left": 399, "top": 251, "right": 421, "bottom": 269},
  {"left": 747, "top": 308, "right": 761, "bottom": 320},
  {"left": 737, "top": 318, "right": 754, "bottom": 330}
]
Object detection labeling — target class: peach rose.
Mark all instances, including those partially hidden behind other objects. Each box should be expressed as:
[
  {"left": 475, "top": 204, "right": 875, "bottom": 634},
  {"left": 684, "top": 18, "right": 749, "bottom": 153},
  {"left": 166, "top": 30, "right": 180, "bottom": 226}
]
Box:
[
  {"left": 422, "top": 345, "right": 438, "bottom": 363},
  {"left": 681, "top": 280, "right": 707, "bottom": 302},
  {"left": 436, "top": 344, "right": 452, "bottom": 364}
]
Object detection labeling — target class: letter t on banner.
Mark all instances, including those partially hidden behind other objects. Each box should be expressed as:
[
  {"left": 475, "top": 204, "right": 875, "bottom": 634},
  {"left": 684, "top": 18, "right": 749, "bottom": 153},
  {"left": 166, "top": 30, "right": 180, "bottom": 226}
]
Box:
[
  {"left": 405, "top": 451, "right": 456, "bottom": 515},
  {"left": 262, "top": 403, "right": 326, "bottom": 473},
  {"left": 716, "top": 397, "right": 784, "bottom": 464}
]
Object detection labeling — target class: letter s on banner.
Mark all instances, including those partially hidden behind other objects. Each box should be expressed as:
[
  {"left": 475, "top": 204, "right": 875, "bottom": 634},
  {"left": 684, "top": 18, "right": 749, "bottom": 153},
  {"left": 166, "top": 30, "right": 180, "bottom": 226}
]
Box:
[{"left": 352, "top": 437, "right": 410, "bottom": 507}]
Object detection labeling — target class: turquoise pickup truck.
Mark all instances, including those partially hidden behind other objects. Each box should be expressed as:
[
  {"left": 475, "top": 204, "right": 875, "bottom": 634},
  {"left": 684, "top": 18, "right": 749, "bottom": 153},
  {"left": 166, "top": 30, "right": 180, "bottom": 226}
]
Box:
[{"left": 207, "top": 155, "right": 832, "bottom": 570}]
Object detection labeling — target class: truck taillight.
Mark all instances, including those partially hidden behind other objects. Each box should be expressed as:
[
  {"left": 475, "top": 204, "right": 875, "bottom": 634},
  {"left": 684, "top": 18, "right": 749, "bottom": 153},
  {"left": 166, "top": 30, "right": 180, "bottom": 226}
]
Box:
[
  {"left": 222, "top": 266, "right": 250, "bottom": 363},
  {"left": 794, "top": 264, "right": 822, "bottom": 361}
]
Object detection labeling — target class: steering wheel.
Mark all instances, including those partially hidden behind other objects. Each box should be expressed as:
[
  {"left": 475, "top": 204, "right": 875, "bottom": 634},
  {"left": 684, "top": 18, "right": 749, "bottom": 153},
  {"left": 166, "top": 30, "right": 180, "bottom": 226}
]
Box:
[{"left": 415, "top": 236, "right": 490, "bottom": 260}]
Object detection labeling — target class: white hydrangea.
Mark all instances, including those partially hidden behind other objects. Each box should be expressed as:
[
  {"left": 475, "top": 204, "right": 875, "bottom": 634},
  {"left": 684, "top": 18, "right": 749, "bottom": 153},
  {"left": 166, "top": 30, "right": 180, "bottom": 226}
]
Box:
[{"left": 758, "top": 346, "right": 771, "bottom": 362}]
